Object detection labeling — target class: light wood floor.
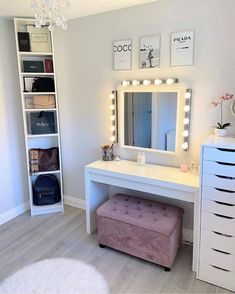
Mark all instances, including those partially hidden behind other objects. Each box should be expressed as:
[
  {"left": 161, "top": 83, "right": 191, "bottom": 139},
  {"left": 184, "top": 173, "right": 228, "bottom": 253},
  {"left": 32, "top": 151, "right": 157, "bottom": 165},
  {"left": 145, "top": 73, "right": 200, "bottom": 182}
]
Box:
[{"left": 0, "top": 205, "right": 231, "bottom": 293}]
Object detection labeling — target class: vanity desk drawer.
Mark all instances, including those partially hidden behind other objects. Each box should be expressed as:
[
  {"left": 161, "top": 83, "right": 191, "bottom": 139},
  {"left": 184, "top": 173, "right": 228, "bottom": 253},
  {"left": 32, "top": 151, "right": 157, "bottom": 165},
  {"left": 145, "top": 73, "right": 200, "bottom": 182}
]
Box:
[
  {"left": 202, "top": 199, "right": 235, "bottom": 218},
  {"left": 203, "top": 147, "right": 235, "bottom": 164},
  {"left": 202, "top": 186, "right": 235, "bottom": 205},
  {"left": 199, "top": 262, "right": 235, "bottom": 292},
  {"left": 201, "top": 212, "right": 235, "bottom": 236},
  {"left": 202, "top": 174, "right": 235, "bottom": 191},
  {"left": 203, "top": 160, "right": 235, "bottom": 177},
  {"left": 201, "top": 229, "right": 235, "bottom": 254},
  {"left": 200, "top": 245, "right": 235, "bottom": 272}
]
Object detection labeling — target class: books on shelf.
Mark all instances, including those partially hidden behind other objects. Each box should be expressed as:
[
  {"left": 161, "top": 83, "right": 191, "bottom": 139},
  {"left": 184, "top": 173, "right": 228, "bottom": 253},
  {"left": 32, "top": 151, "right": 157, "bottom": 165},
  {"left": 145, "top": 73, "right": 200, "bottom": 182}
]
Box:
[{"left": 27, "top": 26, "right": 52, "bottom": 53}]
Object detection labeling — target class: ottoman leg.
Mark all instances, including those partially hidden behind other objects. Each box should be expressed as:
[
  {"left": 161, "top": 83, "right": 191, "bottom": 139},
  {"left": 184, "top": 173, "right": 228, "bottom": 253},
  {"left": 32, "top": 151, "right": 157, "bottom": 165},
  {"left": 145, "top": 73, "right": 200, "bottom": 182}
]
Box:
[
  {"left": 99, "top": 243, "right": 106, "bottom": 248},
  {"left": 164, "top": 267, "right": 171, "bottom": 272}
]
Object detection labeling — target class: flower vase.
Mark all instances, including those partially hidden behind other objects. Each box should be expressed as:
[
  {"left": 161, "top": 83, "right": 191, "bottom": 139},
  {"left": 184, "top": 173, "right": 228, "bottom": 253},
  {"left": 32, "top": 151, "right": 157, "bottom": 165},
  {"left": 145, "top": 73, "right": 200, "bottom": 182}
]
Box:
[{"left": 214, "top": 128, "right": 227, "bottom": 137}]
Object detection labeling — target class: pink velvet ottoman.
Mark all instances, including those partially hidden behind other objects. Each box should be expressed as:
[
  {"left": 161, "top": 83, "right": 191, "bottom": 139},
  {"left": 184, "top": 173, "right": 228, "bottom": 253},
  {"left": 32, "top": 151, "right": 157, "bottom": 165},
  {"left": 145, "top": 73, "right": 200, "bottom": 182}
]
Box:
[{"left": 97, "top": 194, "right": 184, "bottom": 270}]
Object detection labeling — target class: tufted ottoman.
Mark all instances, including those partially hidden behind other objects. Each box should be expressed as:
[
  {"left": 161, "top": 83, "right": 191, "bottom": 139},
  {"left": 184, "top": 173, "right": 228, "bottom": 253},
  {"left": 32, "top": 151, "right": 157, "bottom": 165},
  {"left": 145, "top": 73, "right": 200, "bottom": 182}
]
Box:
[{"left": 97, "top": 194, "right": 184, "bottom": 270}]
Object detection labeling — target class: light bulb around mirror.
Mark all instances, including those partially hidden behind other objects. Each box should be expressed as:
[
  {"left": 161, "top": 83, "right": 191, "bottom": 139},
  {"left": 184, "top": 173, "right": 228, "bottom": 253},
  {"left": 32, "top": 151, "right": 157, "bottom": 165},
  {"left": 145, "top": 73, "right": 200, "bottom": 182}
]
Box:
[
  {"left": 184, "top": 105, "right": 190, "bottom": 112},
  {"left": 109, "top": 93, "right": 115, "bottom": 99},
  {"left": 143, "top": 80, "right": 151, "bottom": 86},
  {"left": 182, "top": 142, "right": 189, "bottom": 150},
  {"left": 185, "top": 92, "right": 191, "bottom": 99},
  {"left": 183, "top": 130, "right": 189, "bottom": 137},
  {"left": 110, "top": 115, "right": 115, "bottom": 121},
  {"left": 110, "top": 136, "right": 115, "bottom": 142},
  {"left": 121, "top": 80, "right": 129, "bottom": 87},
  {"left": 110, "top": 126, "right": 115, "bottom": 131},
  {"left": 166, "top": 78, "right": 175, "bottom": 85},
  {"left": 110, "top": 105, "right": 115, "bottom": 110},
  {"left": 154, "top": 79, "right": 162, "bottom": 85},
  {"left": 183, "top": 118, "right": 189, "bottom": 125},
  {"left": 132, "top": 80, "right": 139, "bottom": 86}
]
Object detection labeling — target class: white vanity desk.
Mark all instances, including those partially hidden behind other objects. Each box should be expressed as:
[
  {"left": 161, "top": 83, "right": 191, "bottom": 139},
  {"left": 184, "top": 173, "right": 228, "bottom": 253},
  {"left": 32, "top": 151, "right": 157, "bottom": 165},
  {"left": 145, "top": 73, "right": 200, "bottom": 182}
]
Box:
[{"left": 85, "top": 159, "right": 199, "bottom": 271}]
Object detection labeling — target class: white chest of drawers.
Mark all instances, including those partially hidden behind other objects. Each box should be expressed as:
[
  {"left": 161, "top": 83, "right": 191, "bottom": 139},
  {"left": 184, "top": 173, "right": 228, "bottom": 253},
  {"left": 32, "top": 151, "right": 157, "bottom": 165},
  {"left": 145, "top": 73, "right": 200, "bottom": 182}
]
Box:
[{"left": 198, "top": 136, "right": 235, "bottom": 292}]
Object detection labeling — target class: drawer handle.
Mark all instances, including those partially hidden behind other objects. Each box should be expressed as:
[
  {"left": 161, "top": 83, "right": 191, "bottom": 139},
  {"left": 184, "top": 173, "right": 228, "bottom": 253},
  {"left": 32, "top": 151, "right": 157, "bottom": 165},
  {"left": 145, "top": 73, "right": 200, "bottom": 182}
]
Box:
[
  {"left": 217, "top": 148, "right": 235, "bottom": 152},
  {"left": 213, "top": 213, "right": 234, "bottom": 219},
  {"left": 213, "top": 231, "right": 233, "bottom": 238},
  {"left": 215, "top": 175, "right": 235, "bottom": 180},
  {"left": 216, "top": 161, "right": 235, "bottom": 166},
  {"left": 214, "top": 200, "right": 235, "bottom": 207},
  {"left": 212, "top": 248, "right": 231, "bottom": 255},
  {"left": 211, "top": 265, "right": 230, "bottom": 272},
  {"left": 215, "top": 188, "right": 235, "bottom": 193}
]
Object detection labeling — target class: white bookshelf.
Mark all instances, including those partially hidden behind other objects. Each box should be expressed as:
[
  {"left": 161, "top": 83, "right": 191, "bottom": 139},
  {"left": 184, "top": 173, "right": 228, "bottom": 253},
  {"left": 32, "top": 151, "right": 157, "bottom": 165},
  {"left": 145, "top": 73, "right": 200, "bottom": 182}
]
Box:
[{"left": 14, "top": 18, "right": 64, "bottom": 216}]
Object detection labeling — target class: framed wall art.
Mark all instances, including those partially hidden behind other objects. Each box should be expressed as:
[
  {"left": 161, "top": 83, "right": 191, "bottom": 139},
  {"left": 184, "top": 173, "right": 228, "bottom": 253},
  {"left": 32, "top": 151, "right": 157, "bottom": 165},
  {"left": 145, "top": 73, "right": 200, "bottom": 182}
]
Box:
[
  {"left": 170, "top": 30, "right": 195, "bottom": 66},
  {"left": 139, "top": 35, "right": 161, "bottom": 69},
  {"left": 113, "top": 39, "right": 132, "bottom": 71}
]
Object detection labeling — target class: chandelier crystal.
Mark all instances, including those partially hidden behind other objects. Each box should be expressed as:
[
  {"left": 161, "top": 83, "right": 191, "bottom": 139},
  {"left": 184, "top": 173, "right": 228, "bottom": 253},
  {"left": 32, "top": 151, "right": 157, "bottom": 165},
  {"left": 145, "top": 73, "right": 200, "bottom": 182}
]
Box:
[{"left": 31, "top": 0, "right": 70, "bottom": 31}]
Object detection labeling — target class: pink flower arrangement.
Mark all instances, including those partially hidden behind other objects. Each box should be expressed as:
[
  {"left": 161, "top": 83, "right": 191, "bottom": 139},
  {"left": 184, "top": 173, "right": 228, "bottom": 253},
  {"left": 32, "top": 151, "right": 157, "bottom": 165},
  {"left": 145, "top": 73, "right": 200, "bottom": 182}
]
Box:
[{"left": 211, "top": 93, "right": 234, "bottom": 129}]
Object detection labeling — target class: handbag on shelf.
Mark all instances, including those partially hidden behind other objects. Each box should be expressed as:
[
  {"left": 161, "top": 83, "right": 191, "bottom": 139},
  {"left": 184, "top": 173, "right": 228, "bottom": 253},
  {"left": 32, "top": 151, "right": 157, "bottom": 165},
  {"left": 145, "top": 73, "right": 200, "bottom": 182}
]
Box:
[
  {"left": 29, "top": 111, "right": 56, "bottom": 134},
  {"left": 29, "top": 147, "right": 59, "bottom": 174},
  {"left": 32, "top": 77, "right": 55, "bottom": 92}
]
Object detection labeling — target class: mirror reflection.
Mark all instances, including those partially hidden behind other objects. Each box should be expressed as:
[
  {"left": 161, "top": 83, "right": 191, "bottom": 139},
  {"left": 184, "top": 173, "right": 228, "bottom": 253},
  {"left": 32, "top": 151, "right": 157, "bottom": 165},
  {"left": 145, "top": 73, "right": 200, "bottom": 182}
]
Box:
[{"left": 124, "top": 92, "right": 178, "bottom": 152}]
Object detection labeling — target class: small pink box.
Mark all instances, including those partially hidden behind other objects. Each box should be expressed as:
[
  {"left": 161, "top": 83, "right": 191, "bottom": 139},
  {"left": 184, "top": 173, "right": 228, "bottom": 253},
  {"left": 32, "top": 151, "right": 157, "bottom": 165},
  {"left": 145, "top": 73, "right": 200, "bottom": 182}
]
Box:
[{"left": 180, "top": 163, "right": 189, "bottom": 172}]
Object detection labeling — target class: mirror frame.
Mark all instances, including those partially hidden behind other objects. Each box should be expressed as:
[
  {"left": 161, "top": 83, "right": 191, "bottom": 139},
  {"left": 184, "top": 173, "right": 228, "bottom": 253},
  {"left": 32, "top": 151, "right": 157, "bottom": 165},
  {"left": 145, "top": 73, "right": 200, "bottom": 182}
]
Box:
[{"left": 118, "top": 85, "right": 184, "bottom": 155}]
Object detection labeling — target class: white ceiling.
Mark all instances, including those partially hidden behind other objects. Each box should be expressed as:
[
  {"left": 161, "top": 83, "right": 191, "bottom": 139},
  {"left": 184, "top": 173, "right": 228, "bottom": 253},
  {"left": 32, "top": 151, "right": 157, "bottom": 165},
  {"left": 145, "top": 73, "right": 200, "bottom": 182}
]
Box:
[{"left": 0, "top": 0, "right": 157, "bottom": 19}]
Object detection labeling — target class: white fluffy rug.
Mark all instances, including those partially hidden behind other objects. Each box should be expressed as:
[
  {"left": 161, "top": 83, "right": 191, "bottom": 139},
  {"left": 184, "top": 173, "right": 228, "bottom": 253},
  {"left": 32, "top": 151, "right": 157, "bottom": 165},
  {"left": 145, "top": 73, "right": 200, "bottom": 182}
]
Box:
[{"left": 0, "top": 258, "right": 109, "bottom": 294}]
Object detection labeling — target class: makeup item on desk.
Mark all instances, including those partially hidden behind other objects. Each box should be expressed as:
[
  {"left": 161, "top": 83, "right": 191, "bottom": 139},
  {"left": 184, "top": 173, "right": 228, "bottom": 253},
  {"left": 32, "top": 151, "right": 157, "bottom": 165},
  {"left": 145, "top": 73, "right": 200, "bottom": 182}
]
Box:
[
  {"left": 102, "top": 144, "right": 114, "bottom": 161},
  {"left": 137, "top": 152, "right": 146, "bottom": 165},
  {"left": 114, "top": 155, "right": 120, "bottom": 161},
  {"left": 180, "top": 162, "right": 189, "bottom": 172},
  {"left": 190, "top": 160, "right": 198, "bottom": 173}
]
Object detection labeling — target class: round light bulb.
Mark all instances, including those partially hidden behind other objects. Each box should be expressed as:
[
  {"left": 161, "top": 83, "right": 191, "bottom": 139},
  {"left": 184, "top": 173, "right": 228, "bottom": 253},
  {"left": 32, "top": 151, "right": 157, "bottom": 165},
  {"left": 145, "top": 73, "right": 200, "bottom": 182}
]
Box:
[
  {"left": 166, "top": 78, "right": 175, "bottom": 85},
  {"left": 143, "top": 80, "right": 151, "bottom": 86},
  {"left": 110, "top": 136, "right": 115, "bottom": 142},
  {"left": 183, "top": 130, "right": 189, "bottom": 137},
  {"left": 109, "top": 93, "right": 115, "bottom": 99},
  {"left": 132, "top": 80, "right": 139, "bottom": 86},
  {"left": 154, "top": 79, "right": 162, "bottom": 85},
  {"left": 110, "top": 105, "right": 115, "bottom": 110},
  {"left": 110, "top": 115, "right": 115, "bottom": 121},
  {"left": 184, "top": 105, "right": 190, "bottom": 112},
  {"left": 185, "top": 92, "right": 191, "bottom": 99},
  {"left": 121, "top": 80, "right": 129, "bottom": 87},
  {"left": 183, "top": 118, "right": 189, "bottom": 125},
  {"left": 110, "top": 126, "right": 115, "bottom": 131},
  {"left": 182, "top": 142, "right": 189, "bottom": 150}
]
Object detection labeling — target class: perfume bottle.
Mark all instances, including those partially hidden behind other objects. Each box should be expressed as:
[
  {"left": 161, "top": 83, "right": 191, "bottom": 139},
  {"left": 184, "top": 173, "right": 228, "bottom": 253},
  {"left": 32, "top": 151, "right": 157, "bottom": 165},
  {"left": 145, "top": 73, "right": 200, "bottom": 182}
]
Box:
[{"left": 137, "top": 152, "right": 146, "bottom": 165}]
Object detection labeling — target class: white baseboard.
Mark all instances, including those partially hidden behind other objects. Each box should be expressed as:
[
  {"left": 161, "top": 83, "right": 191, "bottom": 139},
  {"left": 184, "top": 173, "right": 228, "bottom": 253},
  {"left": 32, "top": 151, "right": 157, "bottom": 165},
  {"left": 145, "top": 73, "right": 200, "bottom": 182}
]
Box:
[
  {"left": 64, "top": 195, "right": 86, "bottom": 210},
  {"left": 183, "top": 228, "right": 193, "bottom": 244},
  {"left": 0, "top": 201, "right": 30, "bottom": 226}
]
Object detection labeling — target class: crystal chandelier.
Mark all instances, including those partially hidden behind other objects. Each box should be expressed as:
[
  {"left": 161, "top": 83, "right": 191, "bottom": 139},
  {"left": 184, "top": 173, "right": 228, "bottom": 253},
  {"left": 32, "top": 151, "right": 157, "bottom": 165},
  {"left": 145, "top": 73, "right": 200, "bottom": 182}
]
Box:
[{"left": 31, "top": 0, "right": 70, "bottom": 31}]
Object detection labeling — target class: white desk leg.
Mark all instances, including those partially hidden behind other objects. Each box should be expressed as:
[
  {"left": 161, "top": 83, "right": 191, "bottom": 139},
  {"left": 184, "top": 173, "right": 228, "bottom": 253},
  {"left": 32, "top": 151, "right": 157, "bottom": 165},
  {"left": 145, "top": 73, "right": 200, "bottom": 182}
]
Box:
[
  {"left": 192, "top": 194, "right": 199, "bottom": 272},
  {"left": 85, "top": 172, "right": 109, "bottom": 234}
]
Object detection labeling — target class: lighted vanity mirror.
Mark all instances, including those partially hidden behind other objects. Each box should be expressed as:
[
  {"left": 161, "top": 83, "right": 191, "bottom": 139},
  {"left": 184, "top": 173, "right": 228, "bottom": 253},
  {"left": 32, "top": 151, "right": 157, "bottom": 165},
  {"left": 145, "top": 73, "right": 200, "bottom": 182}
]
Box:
[{"left": 123, "top": 91, "right": 178, "bottom": 152}]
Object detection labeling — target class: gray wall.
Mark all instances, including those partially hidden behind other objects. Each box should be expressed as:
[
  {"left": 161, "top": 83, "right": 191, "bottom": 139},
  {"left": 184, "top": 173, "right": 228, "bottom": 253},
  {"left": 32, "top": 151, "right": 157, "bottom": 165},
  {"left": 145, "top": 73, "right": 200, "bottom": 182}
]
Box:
[
  {"left": 0, "top": 18, "right": 28, "bottom": 214},
  {"left": 54, "top": 0, "right": 235, "bottom": 201}
]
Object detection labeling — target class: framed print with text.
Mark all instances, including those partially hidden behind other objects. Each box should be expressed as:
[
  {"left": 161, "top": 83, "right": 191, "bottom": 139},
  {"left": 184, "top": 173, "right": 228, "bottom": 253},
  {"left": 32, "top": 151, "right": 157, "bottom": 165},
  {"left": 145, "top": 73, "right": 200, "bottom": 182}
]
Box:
[
  {"left": 170, "top": 30, "right": 194, "bottom": 66},
  {"left": 113, "top": 39, "right": 132, "bottom": 71},
  {"left": 139, "top": 35, "right": 161, "bottom": 69}
]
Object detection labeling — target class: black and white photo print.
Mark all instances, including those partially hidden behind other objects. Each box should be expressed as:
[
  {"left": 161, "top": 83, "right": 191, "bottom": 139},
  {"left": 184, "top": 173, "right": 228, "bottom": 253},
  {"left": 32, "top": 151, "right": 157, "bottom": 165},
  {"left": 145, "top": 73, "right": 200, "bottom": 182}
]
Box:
[
  {"left": 113, "top": 39, "right": 132, "bottom": 71},
  {"left": 139, "top": 35, "right": 161, "bottom": 69},
  {"left": 170, "top": 30, "right": 194, "bottom": 66}
]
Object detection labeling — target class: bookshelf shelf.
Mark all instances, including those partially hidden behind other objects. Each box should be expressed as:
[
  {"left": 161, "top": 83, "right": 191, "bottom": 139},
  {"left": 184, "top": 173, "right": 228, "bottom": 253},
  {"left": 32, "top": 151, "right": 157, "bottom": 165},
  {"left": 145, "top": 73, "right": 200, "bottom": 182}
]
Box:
[{"left": 14, "top": 18, "right": 64, "bottom": 217}]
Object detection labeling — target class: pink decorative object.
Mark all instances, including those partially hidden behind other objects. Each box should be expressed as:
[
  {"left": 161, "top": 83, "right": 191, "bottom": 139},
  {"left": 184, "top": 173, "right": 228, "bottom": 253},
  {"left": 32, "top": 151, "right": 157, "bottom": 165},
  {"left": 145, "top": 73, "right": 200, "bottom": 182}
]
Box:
[{"left": 180, "top": 163, "right": 189, "bottom": 172}]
